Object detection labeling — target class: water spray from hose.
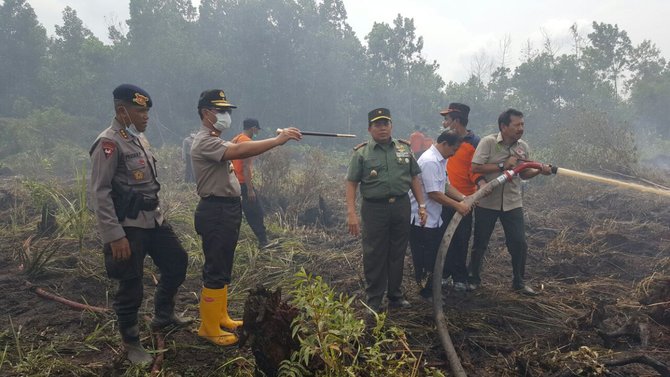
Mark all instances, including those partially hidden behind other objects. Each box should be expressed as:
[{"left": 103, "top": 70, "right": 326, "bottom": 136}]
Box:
[{"left": 433, "top": 161, "right": 668, "bottom": 376}]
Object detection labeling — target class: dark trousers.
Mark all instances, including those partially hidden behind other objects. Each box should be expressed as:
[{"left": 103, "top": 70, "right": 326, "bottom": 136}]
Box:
[
  {"left": 409, "top": 223, "right": 445, "bottom": 291},
  {"left": 361, "top": 195, "right": 411, "bottom": 306},
  {"left": 194, "top": 197, "right": 242, "bottom": 289},
  {"left": 441, "top": 207, "right": 473, "bottom": 284},
  {"left": 240, "top": 183, "right": 267, "bottom": 245},
  {"left": 469, "top": 206, "right": 527, "bottom": 287},
  {"left": 103, "top": 222, "right": 187, "bottom": 339}
]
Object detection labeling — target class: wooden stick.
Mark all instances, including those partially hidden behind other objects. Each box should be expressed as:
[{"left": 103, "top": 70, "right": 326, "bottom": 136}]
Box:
[{"left": 29, "top": 283, "right": 110, "bottom": 313}]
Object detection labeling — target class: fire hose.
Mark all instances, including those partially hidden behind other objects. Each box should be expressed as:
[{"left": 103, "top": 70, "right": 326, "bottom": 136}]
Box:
[{"left": 432, "top": 162, "right": 557, "bottom": 377}]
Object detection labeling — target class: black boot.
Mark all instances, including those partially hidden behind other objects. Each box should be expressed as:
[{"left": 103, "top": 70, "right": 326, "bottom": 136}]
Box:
[
  {"left": 119, "top": 323, "right": 152, "bottom": 366},
  {"left": 151, "top": 295, "right": 193, "bottom": 330}
]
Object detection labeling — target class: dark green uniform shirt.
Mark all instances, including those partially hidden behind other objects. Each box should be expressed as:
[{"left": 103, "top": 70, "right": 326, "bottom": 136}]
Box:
[{"left": 346, "top": 138, "right": 421, "bottom": 199}]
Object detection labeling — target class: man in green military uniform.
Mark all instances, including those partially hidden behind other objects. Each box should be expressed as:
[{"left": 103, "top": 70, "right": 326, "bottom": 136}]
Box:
[{"left": 346, "top": 108, "right": 427, "bottom": 312}]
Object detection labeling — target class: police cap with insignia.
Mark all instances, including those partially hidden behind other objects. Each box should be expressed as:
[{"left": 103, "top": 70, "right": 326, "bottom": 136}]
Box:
[
  {"left": 113, "top": 84, "right": 152, "bottom": 108},
  {"left": 243, "top": 118, "right": 261, "bottom": 130},
  {"left": 368, "top": 108, "right": 391, "bottom": 124},
  {"left": 439, "top": 102, "right": 470, "bottom": 117},
  {"left": 197, "top": 89, "right": 237, "bottom": 109}
]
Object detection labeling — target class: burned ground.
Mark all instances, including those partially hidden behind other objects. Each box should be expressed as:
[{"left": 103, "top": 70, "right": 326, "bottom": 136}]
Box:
[{"left": 0, "top": 175, "right": 668, "bottom": 376}]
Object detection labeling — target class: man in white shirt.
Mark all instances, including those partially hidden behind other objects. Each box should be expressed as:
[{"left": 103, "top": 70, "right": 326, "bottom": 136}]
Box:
[{"left": 409, "top": 130, "right": 472, "bottom": 300}]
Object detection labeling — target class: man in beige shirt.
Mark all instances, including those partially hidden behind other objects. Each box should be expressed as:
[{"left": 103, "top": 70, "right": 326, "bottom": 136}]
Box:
[
  {"left": 190, "top": 89, "right": 301, "bottom": 346},
  {"left": 469, "top": 108, "right": 552, "bottom": 295}
]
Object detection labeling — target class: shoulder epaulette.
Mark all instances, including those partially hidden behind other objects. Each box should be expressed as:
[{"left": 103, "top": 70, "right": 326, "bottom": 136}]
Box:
[
  {"left": 353, "top": 142, "right": 368, "bottom": 151},
  {"left": 397, "top": 139, "right": 411, "bottom": 146}
]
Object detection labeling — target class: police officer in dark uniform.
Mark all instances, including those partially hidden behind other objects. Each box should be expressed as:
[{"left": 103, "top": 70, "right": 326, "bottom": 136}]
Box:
[
  {"left": 89, "top": 84, "right": 190, "bottom": 365},
  {"left": 190, "top": 89, "right": 301, "bottom": 346},
  {"left": 346, "top": 108, "right": 427, "bottom": 312}
]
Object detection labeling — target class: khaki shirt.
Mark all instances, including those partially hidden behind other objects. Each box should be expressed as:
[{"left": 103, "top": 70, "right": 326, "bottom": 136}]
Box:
[
  {"left": 190, "top": 126, "right": 241, "bottom": 198},
  {"left": 346, "top": 138, "right": 421, "bottom": 199},
  {"left": 472, "top": 132, "right": 530, "bottom": 211},
  {"left": 89, "top": 119, "right": 163, "bottom": 244}
]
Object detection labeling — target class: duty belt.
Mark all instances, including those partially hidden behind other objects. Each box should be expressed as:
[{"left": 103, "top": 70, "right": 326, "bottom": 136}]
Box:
[
  {"left": 363, "top": 193, "right": 408, "bottom": 204},
  {"left": 201, "top": 195, "right": 241, "bottom": 203}
]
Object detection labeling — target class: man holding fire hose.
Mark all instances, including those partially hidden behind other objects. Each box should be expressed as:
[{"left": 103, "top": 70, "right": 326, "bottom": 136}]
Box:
[
  {"left": 469, "top": 108, "right": 552, "bottom": 295},
  {"left": 439, "top": 102, "right": 484, "bottom": 291},
  {"left": 408, "top": 129, "right": 471, "bottom": 301}
]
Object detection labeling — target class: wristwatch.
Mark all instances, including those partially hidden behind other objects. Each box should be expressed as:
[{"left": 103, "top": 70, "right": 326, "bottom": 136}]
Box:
[
  {"left": 498, "top": 161, "right": 505, "bottom": 171},
  {"left": 419, "top": 204, "right": 426, "bottom": 209}
]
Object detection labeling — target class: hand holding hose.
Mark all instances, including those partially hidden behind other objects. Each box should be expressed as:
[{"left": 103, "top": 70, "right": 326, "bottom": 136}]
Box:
[
  {"left": 454, "top": 200, "right": 471, "bottom": 216},
  {"left": 504, "top": 155, "right": 519, "bottom": 170}
]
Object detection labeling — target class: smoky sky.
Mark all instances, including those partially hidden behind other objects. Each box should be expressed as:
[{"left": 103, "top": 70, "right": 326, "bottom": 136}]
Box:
[{"left": 28, "top": 0, "right": 670, "bottom": 83}]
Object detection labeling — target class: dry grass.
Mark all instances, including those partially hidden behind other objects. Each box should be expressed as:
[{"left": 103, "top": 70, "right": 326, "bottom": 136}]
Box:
[{"left": 0, "top": 144, "right": 668, "bottom": 376}]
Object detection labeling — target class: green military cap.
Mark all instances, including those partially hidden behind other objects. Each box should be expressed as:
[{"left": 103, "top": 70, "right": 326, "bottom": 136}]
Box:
[{"left": 368, "top": 108, "right": 391, "bottom": 124}]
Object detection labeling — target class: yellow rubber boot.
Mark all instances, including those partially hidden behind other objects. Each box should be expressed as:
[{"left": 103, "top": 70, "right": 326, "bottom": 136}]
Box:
[
  {"left": 197, "top": 287, "right": 238, "bottom": 346},
  {"left": 220, "top": 285, "right": 243, "bottom": 330}
]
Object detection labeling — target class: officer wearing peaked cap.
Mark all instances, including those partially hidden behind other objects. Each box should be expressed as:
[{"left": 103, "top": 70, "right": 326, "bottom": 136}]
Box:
[
  {"left": 346, "top": 107, "right": 427, "bottom": 312},
  {"left": 89, "top": 84, "right": 191, "bottom": 366},
  {"left": 190, "top": 89, "right": 302, "bottom": 346}
]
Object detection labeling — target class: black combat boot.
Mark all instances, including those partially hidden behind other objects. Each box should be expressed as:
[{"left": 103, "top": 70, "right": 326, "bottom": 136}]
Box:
[
  {"left": 150, "top": 295, "right": 193, "bottom": 330},
  {"left": 119, "top": 323, "right": 152, "bottom": 366}
]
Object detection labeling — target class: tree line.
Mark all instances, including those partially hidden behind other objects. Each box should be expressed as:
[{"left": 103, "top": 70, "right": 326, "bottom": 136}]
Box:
[{"left": 1, "top": 0, "right": 669, "bottom": 173}]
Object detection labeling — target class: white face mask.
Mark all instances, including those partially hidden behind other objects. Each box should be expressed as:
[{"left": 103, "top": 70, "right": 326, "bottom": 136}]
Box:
[
  {"left": 122, "top": 107, "right": 142, "bottom": 137},
  {"left": 127, "top": 124, "right": 142, "bottom": 137},
  {"left": 213, "top": 111, "right": 232, "bottom": 131}
]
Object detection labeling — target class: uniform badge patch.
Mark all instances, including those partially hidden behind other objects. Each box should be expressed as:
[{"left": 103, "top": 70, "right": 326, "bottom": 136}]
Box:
[
  {"left": 101, "top": 141, "right": 115, "bottom": 159},
  {"left": 515, "top": 147, "right": 526, "bottom": 158},
  {"left": 132, "top": 169, "right": 145, "bottom": 180},
  {"left": 133, "top": 92, "right": 149, "bottom": 107},
  {"left": 370, "top": 169, "right": 378, "bottom": 177}
]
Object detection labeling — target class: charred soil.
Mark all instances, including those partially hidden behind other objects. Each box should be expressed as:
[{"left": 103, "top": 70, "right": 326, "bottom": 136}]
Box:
[{"left": 0, "top": 178, "right": 668, "bottom": 376}]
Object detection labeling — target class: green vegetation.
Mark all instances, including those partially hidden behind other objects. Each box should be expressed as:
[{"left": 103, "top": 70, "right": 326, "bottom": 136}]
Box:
[{"left": 284, "top": 268, "right": 444, "bottom": 377}]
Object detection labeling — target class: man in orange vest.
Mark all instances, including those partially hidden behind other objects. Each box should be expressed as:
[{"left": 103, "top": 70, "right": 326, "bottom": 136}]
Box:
[
  {"left": 232, "top": 118, "right": 268, "bottom": 247},
  {"left": 440, "top": 103, "right": 484, "bottom": 291}
]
